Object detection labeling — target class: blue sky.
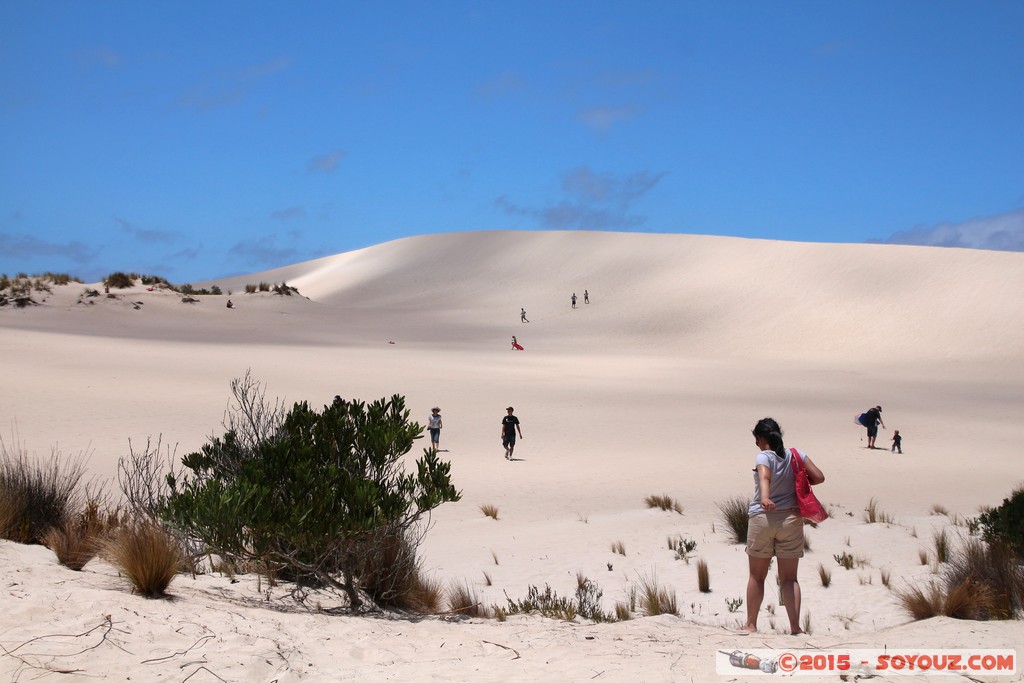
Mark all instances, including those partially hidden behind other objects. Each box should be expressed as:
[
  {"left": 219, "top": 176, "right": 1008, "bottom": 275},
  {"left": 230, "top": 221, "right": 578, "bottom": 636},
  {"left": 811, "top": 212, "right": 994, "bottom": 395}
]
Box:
[{"left": 2, "top": 2, "right": 1022, "bottom": 283}]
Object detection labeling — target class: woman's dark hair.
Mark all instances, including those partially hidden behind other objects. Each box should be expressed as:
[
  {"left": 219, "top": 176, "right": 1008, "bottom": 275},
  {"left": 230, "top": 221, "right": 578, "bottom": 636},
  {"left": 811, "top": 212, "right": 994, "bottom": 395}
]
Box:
[{"left": 752, "top": 417, "right": 786, "bottom": 459}]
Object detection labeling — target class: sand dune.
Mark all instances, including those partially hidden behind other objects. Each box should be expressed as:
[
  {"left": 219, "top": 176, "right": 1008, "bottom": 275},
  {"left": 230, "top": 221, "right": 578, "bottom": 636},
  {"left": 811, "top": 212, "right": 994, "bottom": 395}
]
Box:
[{"left": 2, "top": 231, "right": 1022, "bottom": 681}]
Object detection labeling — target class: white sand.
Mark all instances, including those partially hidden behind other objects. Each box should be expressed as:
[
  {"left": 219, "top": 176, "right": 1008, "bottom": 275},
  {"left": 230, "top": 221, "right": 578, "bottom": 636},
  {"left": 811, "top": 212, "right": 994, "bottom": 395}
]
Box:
[{"left": 2, "top": 231, "right": 1022, "bottom": 681}]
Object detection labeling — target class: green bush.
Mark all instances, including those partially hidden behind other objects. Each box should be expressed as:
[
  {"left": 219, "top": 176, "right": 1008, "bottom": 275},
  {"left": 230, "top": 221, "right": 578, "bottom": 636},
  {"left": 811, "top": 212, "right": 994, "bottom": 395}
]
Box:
[
  {"left": 976, "top": 486, "right": 1024, "bottom": 559},
  {"left": 163, "top": 376, "right": 461, "bottom": 610}
]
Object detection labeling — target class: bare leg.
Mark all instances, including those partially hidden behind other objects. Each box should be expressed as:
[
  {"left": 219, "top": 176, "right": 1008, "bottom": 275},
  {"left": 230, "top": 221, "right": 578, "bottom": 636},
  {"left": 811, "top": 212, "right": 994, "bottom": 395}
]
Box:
[
  {"left": 742, "top": 555, "right": 772, "bottom": 632},
  {"left": 778, "top": 557, "right": 802, "bottom": 634}
]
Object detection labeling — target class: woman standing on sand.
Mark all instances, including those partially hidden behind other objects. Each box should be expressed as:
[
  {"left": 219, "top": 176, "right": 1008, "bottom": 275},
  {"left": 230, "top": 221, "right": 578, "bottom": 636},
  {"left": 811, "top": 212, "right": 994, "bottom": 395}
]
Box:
[
  {"left": 742, "top": 417, "right": 825, "bottom": 635},
  {"left": 427, "top": 407, "right": 443, "bottom": 451}
]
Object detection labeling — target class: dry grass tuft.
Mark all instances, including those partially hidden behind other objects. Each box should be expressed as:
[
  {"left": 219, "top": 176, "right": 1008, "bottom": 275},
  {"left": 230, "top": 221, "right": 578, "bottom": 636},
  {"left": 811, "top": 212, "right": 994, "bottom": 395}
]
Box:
[
  {"left": 479, "top": 503, "right": 499, "bottom": 520},
  {"left": 817, "top": 563, "right": 831, "bottom": 587},
  {"left": 897, "top": 581, "right": 944, "bottom": 620},
  {"left": 864, "top": 497, "right": 894, "bottom": 524},
  {"left": 43, "top": 499, "right": 120, "bottom": 571},
  {"left": 696, "top": 559, "right": 710, "bottom": 593},
  {"left": 717, "top": 496, "right": 749, "bottom": 544},
  {"left": 637, "top": 572, "right": 678, "bottom": 616},
  {"left": 644, "top": 494, "right": 683, "bottom": 514},
  {"left": 933, "top": 529, "right": 950, "bottom": 563},
  {"left": 405, "top": 573, "right": 444, "bottom": 614},
  {"left": 101, "top": 520, "right": 182, "bottom": 597},
  {"left": 0, "top": 441, "right": 89, "bottom": 544},
  {"left": 447, "top": 581, "right": 486, "bottom": 618},
  {"left": 898, "top": 536, "right": 1024, "bottom": 621},
  {"left": 611, "top": 540, "right": 626, "bottom": 556},
  {"left": 880, "top": 568, "right": 891, "bottom": 588}
]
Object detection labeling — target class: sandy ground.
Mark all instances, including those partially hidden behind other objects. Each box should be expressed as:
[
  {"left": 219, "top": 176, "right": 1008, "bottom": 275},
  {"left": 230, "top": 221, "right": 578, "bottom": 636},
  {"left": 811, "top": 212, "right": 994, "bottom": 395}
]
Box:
[{"left": 2, "top": 230, "right": 1022, "bottom": 682}]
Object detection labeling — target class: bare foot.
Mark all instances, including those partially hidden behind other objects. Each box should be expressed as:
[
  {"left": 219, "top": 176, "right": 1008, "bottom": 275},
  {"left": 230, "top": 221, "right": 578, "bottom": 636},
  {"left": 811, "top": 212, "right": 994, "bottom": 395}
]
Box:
[{"left": 738, "top": 624, "right": 757, "bottom": 633}]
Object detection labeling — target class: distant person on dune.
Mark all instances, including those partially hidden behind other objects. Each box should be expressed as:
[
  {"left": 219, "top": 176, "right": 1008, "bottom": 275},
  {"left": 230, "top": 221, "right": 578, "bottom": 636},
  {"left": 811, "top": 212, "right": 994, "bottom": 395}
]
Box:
[
  {"left": 511, "top": 335, "right": 524, "bottom": 350},
  {"left": 521, "top": 308, "right": 529, "bottom": 323},
  {"left": 501, "top": 406, "right": 523, "bottom": 460},
  {"left": 427, "top": 407, "right": 443, "bottom": 452},
  {"left": 584, "top": 289, "right": 589, "bottom": 304},
  {"left": 571, "top": 293, "right": 577, "bottom": 309},
  {"left": 742, "top": 417, "right": 825, "bottom": 635}
]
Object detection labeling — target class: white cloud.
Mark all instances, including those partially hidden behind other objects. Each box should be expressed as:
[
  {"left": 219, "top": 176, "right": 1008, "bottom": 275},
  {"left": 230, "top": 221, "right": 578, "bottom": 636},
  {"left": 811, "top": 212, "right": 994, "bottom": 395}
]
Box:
[
  {"left": 577, "top": 105, "right": 640, "bottom": 134},
  {"left": 878, "top": 208, "right": 1024, "bottom": 251},
  {"left": 496, "top": 166, "right": 666, "bottom": 230},
  {"left": 307, "top": 150, "right": 347, "bottom": 174}
]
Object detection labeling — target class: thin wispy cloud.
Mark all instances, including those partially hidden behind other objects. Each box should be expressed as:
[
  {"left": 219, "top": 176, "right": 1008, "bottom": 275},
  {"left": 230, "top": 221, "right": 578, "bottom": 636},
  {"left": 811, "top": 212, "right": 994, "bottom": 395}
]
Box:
[
  {"left": 178, "top": 56, "right": 292, "bottom": 112},
  {"left": 115, "top": 216, "right": 177, "bottom": 243},
  {"left": 271, "top": 207, "right": 307, "bottom": 221},
  {"left": 0, "top": 232, "right": 97, "bottom": 263},
  {"left": 228, "top": 234, "right": 300, "bottom": 268},
  {"left": 474, "top": 70, "right": 527, "bottom": 100},
  {"left": 77, "top": 46, "right": 122, "bottom": 69},
  {"left": 307, "top": 150, "right": 347, "bottom": 174},
  {"left": 875, "top": 208, "right": 1024, "bottom": 252},
  {"left": 496, "top": 166, "right": 666, "bottom": 230},
  {"left": 578, "top": 105, "right": 641, "bottom": 133}
]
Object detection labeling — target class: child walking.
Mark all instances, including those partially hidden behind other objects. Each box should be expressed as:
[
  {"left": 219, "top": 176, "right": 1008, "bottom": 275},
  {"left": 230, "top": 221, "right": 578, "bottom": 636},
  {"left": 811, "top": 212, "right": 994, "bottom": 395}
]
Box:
[{"left": 891, "top": 430, "right": 902, "bottom": 454}]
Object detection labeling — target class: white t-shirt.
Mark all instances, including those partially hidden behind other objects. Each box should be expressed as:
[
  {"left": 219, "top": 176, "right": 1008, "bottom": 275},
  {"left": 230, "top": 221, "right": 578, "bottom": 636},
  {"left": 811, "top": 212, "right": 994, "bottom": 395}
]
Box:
[
  {"left": 428, "top": 414, "right": 442, "bottom": 429},
  {"left": 748, "top": 448, "right": 800, "bottom": 516}
]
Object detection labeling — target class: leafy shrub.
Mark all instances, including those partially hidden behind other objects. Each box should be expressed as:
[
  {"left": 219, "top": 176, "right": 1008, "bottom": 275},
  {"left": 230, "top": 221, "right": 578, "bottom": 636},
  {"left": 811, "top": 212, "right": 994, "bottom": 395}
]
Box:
[
  {"left": 104, "top": 272, "right": 135, "bottom": 289},
  {"left": 0, "top": 440, "right": 87, "bottom": 544},
  {"left": 101, "top": 519, "right": 181, "bottom": 597},
  {"left": 245, "top": 284, "right": 258, "bottom": 294},
  {"left": 976, "top": 485, "right": 1024, "bottom": 558},
  {"left": 500, "top": 578, "right": 614, "bottom": 622},
  {"left": 717, "top": 496, "right": 749, "bottom": 544},
  {"left": 163, "top": 374, "right": 461, "bottom": 610},
  {"left": 834, "top": 551, "right": 854, "bottom": 570},
  {"left": 671, "top": 536, "right": 697, "bottom": 561}
]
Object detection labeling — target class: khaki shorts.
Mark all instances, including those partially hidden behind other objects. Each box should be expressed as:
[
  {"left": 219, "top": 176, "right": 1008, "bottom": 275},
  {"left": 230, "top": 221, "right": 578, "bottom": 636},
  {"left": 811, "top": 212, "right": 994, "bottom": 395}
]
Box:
[{"left": 746, "top": 510, "right": 804, "bottom": 559}]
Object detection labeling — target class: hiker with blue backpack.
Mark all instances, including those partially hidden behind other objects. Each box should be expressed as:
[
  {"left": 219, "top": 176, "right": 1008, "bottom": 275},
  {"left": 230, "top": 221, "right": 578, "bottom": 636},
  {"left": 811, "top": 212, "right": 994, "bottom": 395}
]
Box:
[{"left": 860, "top": 405, "right": 885, "bottom": 449}]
